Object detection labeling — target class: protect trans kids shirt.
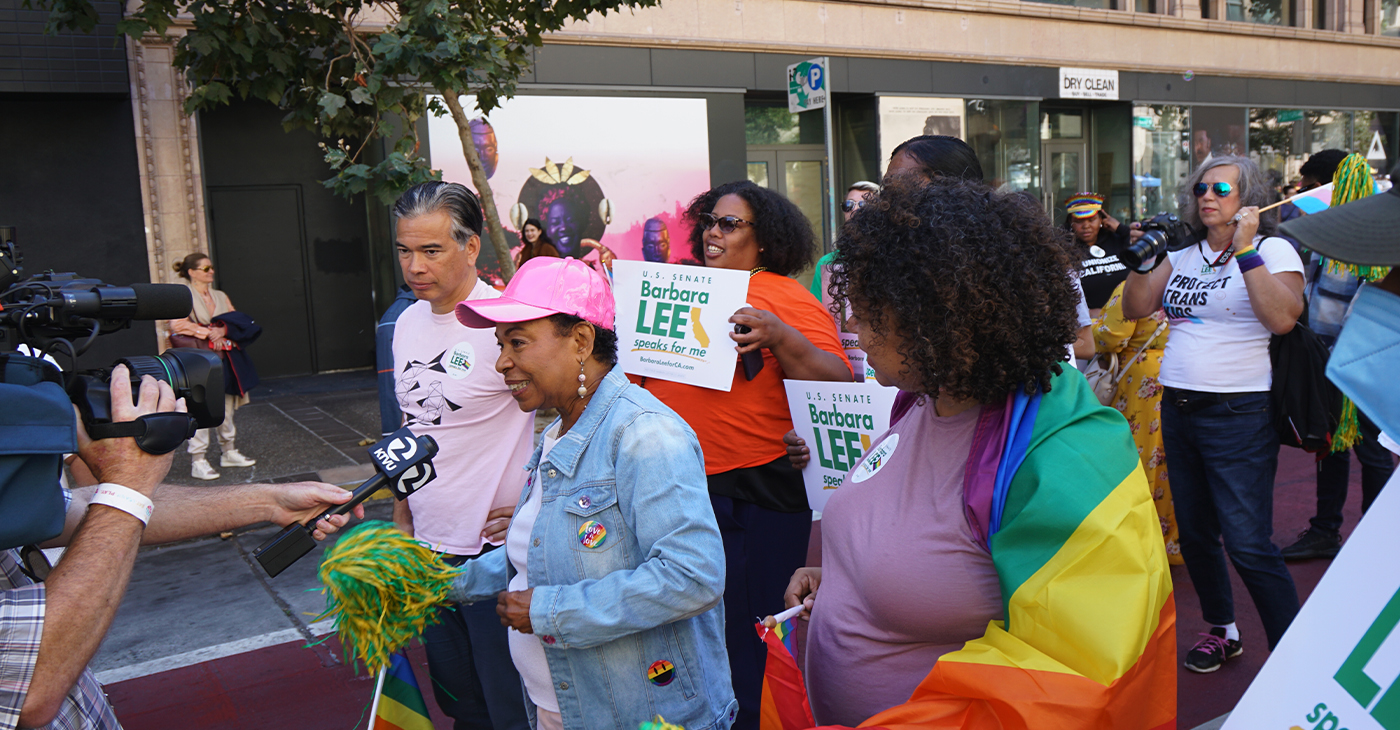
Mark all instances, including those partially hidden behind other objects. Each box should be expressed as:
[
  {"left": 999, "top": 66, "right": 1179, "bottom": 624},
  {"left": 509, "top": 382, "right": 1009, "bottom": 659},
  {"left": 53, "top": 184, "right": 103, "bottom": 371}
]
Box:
[
  {"left": 392, "top": 279, "right": 535, "bottom": 556},
  {"left": 1159, "top": 235, "right": 1303, "bottom": 393}
]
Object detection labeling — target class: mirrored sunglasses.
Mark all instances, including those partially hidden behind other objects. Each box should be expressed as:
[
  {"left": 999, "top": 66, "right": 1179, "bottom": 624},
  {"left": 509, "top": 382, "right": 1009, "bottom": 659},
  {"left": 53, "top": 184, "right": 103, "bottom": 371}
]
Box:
[{"left": 1193, "top": 182, "right": 1234, "bottom": 198}]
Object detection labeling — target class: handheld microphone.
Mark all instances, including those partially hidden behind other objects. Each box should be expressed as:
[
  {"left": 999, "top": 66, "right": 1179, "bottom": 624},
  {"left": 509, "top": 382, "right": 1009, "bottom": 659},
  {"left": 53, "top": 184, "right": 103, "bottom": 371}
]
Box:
[{"left": 253, "top": 429, "right": 439, "bottom": 577}]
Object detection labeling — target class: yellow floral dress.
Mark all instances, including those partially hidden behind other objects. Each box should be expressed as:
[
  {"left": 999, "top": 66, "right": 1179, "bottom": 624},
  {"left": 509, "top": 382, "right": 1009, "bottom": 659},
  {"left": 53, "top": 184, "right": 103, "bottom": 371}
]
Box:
[{"left": 1093, "top": 281, "right": 1181, "bottom": 565}]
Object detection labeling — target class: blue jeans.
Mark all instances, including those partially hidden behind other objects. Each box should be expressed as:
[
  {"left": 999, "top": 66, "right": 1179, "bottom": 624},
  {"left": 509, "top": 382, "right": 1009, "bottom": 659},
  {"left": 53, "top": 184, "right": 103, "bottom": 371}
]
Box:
[
  {"left": 1312, "top": 408, "right": 1397, "bottom": 535},
  {"left": 1162, "top": 389, "right": 1300, "bottom": 650},
  {"left": 709, "top": 495, "right": 812, "bottom": 730},
  {"left": 423, "top": 552, "right": 529, "bottom": 730}
]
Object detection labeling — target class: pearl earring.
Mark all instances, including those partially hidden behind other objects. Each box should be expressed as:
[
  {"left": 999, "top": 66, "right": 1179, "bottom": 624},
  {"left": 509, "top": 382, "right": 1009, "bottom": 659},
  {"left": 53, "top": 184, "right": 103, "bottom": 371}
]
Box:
[{"left": 577, "top": 359, "right": 588, "bottom": 398}]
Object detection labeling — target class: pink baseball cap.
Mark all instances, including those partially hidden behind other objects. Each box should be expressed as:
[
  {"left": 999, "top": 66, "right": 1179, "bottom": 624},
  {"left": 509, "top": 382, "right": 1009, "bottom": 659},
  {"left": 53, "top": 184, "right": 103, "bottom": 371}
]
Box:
[{"left": 456, "top": 257, "right": 615, "bottom": 330}]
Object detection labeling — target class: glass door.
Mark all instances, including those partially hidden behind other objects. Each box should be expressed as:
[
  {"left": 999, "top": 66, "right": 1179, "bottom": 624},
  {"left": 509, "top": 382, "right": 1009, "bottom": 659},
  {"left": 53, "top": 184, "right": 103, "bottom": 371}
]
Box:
[
  {"left": 1043, "top": 142, "right": 1086, "bottom": 222},
  {"left": 748, "top": 145, "right": 830, "bottom": 286}
]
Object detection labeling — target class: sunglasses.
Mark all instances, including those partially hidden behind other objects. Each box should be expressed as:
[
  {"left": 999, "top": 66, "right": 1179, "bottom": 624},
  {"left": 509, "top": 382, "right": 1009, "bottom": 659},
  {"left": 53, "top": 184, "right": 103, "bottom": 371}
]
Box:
[
  {"left": 698, "top": 213, "right": 752, "bottom": 234},
  {"left": 1193, "top": 182, "right": 1234, "bottom": 198},
  {"left": 840, "top": 199, "right": 868, "bottom": 213}
]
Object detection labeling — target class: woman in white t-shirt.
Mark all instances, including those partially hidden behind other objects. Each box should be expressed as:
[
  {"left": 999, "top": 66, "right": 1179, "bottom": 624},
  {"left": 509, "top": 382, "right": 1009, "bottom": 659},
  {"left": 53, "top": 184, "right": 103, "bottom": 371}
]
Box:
[{"left": 1122, "top": 155, "right": 1305, "bottom": 675}]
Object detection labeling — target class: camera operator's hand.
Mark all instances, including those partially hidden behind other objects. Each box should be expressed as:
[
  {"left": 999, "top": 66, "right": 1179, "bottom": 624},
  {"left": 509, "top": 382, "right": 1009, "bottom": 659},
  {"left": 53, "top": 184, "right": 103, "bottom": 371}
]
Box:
[
  {"left": 1231, "top": 206, "right": 1261, "bottom": 247},
  {"left": 75, "top": 365, "right": 180, "bottom": 497}
]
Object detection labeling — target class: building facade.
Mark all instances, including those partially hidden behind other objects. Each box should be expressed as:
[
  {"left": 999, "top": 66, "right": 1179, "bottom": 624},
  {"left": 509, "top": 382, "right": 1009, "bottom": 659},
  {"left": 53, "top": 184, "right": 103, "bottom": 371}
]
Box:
[{"left": 4, "top": 0, "right": 1397, "bottom": 375}]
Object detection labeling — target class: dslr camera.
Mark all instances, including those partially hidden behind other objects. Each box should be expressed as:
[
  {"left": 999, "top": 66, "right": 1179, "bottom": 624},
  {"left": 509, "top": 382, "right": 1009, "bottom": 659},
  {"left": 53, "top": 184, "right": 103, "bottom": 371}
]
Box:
[
  {"left": 1118, "top": 213, "right": 1195, "bottom": 272},
  {"left": 1, "top": 227, "right": 224, "bottom": 455}
]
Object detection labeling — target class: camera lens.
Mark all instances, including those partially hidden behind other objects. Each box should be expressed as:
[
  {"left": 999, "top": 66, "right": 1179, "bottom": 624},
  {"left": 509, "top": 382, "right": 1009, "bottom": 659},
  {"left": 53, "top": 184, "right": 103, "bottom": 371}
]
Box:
[
  {"left": 1118, "top": 231, "right": 1161, "bottom": 272},
  {"left": 119, "top": 349, "right": 224, "bottom": 428}
]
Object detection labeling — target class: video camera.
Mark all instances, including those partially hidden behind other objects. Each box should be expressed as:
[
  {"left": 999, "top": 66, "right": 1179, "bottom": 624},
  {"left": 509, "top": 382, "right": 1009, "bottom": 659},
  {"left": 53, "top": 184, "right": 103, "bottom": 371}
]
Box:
[
  {"left": 1, "top": 227, "right": 223, "bottom": 454},
  {"left": 1118, "top": 213, "right": 1196, "bottom": 272}
]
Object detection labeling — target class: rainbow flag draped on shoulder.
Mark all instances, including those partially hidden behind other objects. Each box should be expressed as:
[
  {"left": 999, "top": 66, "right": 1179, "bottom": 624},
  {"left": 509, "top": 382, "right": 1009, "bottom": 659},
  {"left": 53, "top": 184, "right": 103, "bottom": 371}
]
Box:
[
  {"left": 369, "top": 652, "right": 434, "bottom": 730},
  {"left": 818, "top": 370, "right": 1177, "bottom": 730}
]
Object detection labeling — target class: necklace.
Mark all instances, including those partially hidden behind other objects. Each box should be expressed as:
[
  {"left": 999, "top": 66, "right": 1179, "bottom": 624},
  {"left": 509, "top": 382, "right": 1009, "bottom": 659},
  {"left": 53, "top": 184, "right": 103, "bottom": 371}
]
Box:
[{"left": 749, "top": 266, "right": 767, "bottom": 278}]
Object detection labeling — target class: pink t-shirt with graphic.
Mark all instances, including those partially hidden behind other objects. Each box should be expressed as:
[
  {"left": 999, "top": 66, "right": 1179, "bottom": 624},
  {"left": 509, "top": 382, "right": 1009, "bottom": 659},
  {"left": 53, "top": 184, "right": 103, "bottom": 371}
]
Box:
[
  {"left": 804, "top": 399, "right": 1004, "bottom": 727},
  {"left": 392, "top": 280, "right": 535, "bottom": 556}
]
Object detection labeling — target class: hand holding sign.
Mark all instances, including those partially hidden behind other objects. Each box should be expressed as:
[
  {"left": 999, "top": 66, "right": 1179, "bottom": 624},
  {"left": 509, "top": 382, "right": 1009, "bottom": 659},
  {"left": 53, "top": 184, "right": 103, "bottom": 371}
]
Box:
[
  {"left": 613, "top": 260, "right": 750, "bottom": 391},
  {"left": 784, "top": 381, "right": 899, "bottom": 512}
]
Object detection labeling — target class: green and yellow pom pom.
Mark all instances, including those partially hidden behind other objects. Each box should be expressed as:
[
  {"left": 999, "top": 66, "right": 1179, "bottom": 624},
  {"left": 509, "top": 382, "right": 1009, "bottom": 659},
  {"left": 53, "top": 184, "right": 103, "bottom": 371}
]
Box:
[
  {"left": 315, "top": 521, "right": 462, "bottom": 670},
  {"left": 639, "top": 716, "right": 685, "bottom": 730},
  {"left": 1321, "top": 154, "right": 1392, "bottom": 283}
]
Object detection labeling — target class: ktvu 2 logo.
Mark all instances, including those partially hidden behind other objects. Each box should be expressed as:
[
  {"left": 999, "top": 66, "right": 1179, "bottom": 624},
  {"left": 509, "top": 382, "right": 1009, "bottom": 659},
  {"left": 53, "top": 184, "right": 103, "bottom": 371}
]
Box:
[{"left": 1297, "top": 585, "right": 1400, "bottom": 730}]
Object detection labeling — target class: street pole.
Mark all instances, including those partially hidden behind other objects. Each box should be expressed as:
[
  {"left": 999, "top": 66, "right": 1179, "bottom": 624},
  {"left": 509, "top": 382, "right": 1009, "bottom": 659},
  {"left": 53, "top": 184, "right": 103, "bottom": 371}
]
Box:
[{"left": 822, "top": 57, "right": 837, "bottom": 253}]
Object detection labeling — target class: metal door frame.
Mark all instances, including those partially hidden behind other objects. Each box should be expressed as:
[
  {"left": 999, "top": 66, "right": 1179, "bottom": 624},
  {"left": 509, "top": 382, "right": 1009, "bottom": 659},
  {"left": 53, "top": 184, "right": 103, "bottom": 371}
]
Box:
[{"left": 747, "top": 144, "right": 831, "bottom": 246}]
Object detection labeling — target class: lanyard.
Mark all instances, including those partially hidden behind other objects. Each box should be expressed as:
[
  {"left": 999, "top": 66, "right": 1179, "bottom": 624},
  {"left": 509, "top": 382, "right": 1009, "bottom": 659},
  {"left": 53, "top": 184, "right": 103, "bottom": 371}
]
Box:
[{"left": 1199, "top": 241, "right": 1233, "bottom": 268}]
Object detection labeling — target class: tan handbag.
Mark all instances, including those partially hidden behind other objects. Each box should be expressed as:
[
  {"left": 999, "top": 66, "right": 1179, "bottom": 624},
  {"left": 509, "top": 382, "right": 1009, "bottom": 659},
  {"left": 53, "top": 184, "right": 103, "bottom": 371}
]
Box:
[{"left": 1084, "top": 320, "right": 1168, "bottom": 407}]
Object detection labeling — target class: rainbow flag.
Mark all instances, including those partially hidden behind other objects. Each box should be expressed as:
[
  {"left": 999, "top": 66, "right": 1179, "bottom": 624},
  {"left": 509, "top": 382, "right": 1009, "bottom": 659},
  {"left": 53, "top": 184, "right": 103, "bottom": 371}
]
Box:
[
  {"left": 756, "top": 608, "right": 815, "bottom": 730},
  {"left": 815, "top": 370, "right": 1176, "bottom": 730},
  {"left": 369, "top": 652, "right": 434, "bottom": 730}
]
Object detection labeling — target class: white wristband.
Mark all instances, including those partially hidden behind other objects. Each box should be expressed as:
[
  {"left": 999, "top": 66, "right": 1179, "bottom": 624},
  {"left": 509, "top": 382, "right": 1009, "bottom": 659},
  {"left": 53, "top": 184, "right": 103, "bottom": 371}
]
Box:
[{"left": 88, "top": 483, "right": 154, "bottom": 526}]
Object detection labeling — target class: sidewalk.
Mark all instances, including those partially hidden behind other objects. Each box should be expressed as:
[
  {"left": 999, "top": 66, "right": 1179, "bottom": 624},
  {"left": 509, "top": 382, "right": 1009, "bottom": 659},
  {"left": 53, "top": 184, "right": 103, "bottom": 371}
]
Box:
[{"left": 94, "top": 371, "right": 1375, "bottom": 729}]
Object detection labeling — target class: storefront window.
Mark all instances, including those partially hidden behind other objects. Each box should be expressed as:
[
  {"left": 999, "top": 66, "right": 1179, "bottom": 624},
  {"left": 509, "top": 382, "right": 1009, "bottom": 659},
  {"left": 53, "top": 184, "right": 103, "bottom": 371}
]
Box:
[
  {"left": 1383, "top": 0, "right": 1400, "bottom": 35},
  {"left": 745, "top": 102, "right": 825, "bottom": 145},
  {"left": 966, "top": 99, "right": 1040, "bottom": 198},
  {"left": 1222, "top": 0, "right": 1292, "bottom": 24},
  {"left": 1351, "top": 111, "right": 1399, "bottom": 174},
  {"left": 1023, "top": 0, "right": 1112, "bottom": 9},
  {"left": 1249, "top": 109, "right": 1351, "bottom": 186},
  {"left": 836, "top": 96, "right": 881, "bottom": 189},
  {"left": 1131, "top": 105, "right": 1191, "bottom": 219}
]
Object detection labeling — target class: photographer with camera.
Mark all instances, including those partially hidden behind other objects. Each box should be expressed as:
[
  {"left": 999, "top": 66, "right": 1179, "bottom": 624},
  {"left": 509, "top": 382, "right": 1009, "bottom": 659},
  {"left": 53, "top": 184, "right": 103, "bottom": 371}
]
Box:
[
  {"left": 1121, "top": 155, "right": 1305, "bottom": 675},
  {"left": 1, "top": 365, "right": 361, "bottom": 729}
]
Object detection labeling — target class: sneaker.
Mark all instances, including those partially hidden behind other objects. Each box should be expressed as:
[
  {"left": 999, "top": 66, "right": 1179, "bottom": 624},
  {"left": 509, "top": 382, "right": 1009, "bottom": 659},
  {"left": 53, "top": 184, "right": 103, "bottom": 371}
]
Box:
[
  {"left": 1281, "top": 528, "right": 1342, "bottom": 561},
  {"left": 220, "top": 449, "right": 257, "bottom": 468},
  {"left": 191, "top": 459, "right": 221, "bottom": 481},
  {"left": 1184, "top": 628, "right": 1243, "bottom": 673}
]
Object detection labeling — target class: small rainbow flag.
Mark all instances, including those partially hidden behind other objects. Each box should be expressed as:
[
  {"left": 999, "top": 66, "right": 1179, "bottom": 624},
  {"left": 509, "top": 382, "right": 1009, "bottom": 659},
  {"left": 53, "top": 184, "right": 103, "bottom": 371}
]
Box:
[
  {"left": 369, "top": 652, "right": 434, "bottom": 730},
  {"left": 756, "top": 605, "right": 814, "bottom": 730}
]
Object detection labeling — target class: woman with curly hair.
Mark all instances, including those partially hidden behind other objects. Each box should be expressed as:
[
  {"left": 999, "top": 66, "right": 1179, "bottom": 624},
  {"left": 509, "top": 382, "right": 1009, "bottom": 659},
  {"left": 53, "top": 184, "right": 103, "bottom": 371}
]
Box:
[
  {"left": 782, "top": 178, "right": 1176, "bottom": 729},
  {"left": 1122, "top": 155, "right": 1304, "bottom": 674},
  {"left": 638, "top": 179, "right": 851, "bottom": 730}
]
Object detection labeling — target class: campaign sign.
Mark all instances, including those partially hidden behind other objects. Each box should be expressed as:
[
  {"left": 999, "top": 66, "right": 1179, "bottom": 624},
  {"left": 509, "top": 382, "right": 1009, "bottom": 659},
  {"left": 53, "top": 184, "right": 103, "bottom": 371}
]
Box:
[
  {"left": 784, "top": 380, "right": 899, "bottom": 512},
  {"left": 1221, "top": 471, "right": 1400, "bottom": 730},
  {"left": 613, "top": 260, "right": 750, "bottom": 391}
]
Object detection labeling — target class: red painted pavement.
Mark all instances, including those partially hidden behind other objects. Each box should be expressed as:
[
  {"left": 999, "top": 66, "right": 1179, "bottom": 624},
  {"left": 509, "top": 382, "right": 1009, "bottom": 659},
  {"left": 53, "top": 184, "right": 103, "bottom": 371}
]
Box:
[{"left": 106, "top": 446, "right": 1381, "bottom": 730}]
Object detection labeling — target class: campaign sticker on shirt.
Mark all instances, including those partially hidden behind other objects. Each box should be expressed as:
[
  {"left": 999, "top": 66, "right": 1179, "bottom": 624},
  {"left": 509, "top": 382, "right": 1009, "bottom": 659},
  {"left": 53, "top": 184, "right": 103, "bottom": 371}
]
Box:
[
  {"left": 849, "top": 433, "right": 899, "bottom": 484},
  {"left": 647, "top": 659, "right": 675, "bottom": 686},
  {"left": 444, "top": 341, "right": 476, "bottom": 380},
  {"left": 578, "top": 520, "right": 607, "bottom": 549}
]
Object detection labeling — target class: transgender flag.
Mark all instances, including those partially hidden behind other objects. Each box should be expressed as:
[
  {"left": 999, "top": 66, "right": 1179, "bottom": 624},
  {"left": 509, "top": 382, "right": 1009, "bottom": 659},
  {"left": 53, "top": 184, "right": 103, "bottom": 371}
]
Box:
[
  {"left": 1290, "top": 182, "right": 1335, "bottom": 214},
  {"left": 369, "top": 652, "right": 434, "bottom": 730}
]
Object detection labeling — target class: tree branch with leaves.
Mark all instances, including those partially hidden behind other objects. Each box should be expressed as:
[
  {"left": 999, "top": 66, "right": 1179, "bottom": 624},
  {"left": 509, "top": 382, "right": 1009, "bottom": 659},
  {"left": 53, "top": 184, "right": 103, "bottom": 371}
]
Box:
[{"left": 34, "top": 0, "right": 658, "bottom": 281}]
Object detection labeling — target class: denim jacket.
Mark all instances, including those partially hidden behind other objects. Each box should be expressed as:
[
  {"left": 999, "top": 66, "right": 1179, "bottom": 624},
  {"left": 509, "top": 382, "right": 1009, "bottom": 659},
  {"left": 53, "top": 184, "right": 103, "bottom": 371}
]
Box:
[{"left": 450, "top": 366, "right": 737, "bottom": 730}]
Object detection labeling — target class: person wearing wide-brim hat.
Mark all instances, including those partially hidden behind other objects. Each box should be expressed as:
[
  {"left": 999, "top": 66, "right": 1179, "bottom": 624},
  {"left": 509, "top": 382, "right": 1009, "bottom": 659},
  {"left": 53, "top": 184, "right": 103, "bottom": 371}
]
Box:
[
  {"left": 450, "top": 256, "right": 737, "bottom": 730},
  {"left": 1281, "top": 165, "right": 1400, "bottom": 470}
]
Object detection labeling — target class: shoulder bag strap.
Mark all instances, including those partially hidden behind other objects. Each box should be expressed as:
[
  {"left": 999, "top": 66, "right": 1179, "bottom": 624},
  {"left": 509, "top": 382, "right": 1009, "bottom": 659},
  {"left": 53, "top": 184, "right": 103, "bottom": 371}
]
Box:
[{"left": 1110, "top": 319, "right": 1168, "bottom": 390}]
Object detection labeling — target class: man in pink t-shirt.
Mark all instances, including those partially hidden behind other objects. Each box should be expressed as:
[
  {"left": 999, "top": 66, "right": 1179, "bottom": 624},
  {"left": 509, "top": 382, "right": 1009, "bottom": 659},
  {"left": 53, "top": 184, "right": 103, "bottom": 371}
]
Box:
[{"left": 391, "top": 181, "right": 534, "bottom": 730}]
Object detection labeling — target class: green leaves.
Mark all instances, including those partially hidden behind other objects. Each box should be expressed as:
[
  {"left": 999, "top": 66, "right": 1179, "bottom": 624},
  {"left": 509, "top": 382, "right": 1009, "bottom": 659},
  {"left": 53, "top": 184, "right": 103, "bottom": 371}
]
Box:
[
  {"left": 319, "top": 92, "right": 348, "bottom": 117},
  {"left": 39, "top": 0, "right": 660, "bottom": 210}
]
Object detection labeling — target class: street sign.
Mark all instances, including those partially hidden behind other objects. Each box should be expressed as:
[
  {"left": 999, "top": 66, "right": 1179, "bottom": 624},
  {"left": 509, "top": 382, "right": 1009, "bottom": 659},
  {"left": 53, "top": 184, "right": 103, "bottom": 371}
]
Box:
[
  {"left": 1133, "top": 115, "right": 1155, "bottom": 130},
  {"left": 1277, "top": 109, "right": 1304, "bottom": 123},
  {"left": 1368, "top": 130, "right": 1388, "bottom": 161},
  {"left": 1058, "top": 67, "right": 1119, "bottom": 100},
  {"left": 788, "top": 57, "right": 828, "bottom": 113}
]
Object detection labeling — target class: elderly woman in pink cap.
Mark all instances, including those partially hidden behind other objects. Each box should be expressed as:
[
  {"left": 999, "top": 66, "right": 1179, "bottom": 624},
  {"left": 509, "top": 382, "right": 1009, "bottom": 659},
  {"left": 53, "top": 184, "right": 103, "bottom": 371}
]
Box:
[{"left": 450, "top": 257, "right": 737, "bottom": 730}]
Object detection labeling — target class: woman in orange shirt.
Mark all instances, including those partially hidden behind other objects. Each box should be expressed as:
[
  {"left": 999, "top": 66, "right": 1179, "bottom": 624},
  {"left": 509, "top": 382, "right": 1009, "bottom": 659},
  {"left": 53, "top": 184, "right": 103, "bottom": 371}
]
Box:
[{"left": 639, "top": 180, "right": 852, "bottom": 730}]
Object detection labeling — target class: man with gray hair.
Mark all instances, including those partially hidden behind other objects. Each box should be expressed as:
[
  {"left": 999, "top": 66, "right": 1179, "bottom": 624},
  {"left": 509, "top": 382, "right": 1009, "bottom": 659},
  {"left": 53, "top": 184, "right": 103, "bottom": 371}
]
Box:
[{"left": 390, "top": 181, "right": 533, "bottom": 729}]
